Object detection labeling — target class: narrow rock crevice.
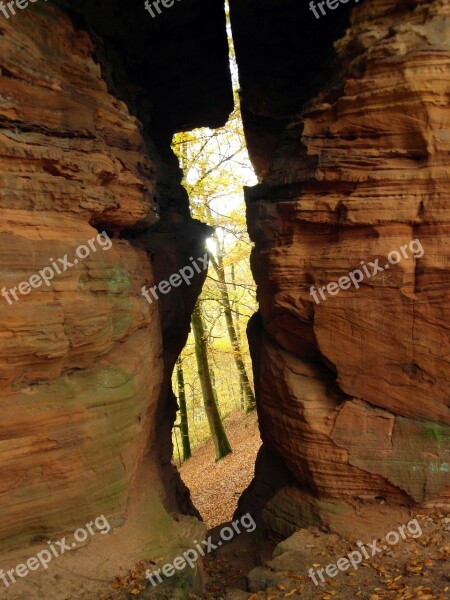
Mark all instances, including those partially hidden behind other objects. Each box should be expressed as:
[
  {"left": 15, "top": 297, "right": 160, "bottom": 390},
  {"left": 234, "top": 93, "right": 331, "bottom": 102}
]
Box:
[{"left": 0, "top": 1, "right": 448, "bottom": 598}]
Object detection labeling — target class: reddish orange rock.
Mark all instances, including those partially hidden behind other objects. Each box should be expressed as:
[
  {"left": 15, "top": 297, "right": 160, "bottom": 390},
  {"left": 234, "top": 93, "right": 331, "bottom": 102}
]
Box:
[{"left": 246, "top": 0, "right": 450, "bottom": 522}]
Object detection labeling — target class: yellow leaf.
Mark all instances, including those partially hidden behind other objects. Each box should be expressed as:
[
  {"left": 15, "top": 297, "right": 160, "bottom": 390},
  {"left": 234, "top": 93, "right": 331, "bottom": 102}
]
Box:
[{"left": 112, "top": 577, "right": 127, "bottom": 589}]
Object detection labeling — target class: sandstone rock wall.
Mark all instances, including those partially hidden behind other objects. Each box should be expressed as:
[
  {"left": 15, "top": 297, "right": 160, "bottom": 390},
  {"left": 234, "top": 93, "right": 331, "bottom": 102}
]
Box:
[
  {"left": 0, "top": 2, "right": 228, "bottom": 596},
  {"left": 233, "top": 0, "right": 450, "bottom": 533},
  {"left": 1, "top": 0, "right": 449, "bottom": 593},
  {"left": 0, "top": 3, "right": 161, "bottom": 547}
]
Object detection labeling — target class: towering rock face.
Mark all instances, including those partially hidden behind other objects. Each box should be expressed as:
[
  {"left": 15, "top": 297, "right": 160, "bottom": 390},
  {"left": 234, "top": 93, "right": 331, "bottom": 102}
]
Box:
[
  {"left": 231, "top": 0, "right": 450, "bottom": 537},
  {"left": 0, "top": 1, "right": 230, "bottom": 597},
  {"left": 0, "top": 0, "right": 449, "bottom": 595},
  {"left": 0, "top": 0, "right": 160, "bottom": 540}
]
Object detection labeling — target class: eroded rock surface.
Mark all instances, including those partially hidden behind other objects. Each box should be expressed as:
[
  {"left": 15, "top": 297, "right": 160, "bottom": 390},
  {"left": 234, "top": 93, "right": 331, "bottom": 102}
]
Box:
[
  {"left": 0, "top": 2, "right": 160, "bottom": 545},
  {"left": 234, "top": 0, "right": 450, "bottom": 533},
  {"left": 0, "top": 2, "right": 225, "bottom": 597},
  {"left": 0, "top": 0, "right": 449, "bottom": 597}
]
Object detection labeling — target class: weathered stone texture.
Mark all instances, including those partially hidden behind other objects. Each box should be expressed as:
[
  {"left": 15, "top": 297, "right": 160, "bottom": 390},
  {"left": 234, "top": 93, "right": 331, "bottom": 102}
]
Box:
[
  {"left": 0, "top": 3, "right": 162, "bottom": 547},
  {"left": 1, "top": 0, "right": 449, "bottom": 594},
  {"left": 0, "top": 3, "right": 214, "bottom": 596},
  {"left": 237, "top": 0, "right": 450, "bottom": 527}
]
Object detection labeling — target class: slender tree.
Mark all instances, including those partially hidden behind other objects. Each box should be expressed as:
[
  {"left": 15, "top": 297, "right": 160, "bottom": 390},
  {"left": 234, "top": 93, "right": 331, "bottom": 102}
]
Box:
[
  {"left": 176, "top": 357, "right": 192, "bottom": 461},
  {"left": 231, "top": 263, "right": 245, "bottom": 409},
  {"left": 191, "top": 301, "right": 232, "bottom": 460}
]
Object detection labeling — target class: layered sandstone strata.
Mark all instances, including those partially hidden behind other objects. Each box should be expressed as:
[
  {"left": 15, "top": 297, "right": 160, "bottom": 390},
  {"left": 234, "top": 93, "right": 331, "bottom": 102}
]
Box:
[
  {"left": 235, "top": 0, "right": 450, "bottom": 532},
  {"left": 1, "top": 0, "right": 449, "bottom": 595},
  {"left": 0, "top": 0, "right": 160, "bottom": 541},
  {"left": 0, "top": 2, "right": 227, "bottom": 597}
]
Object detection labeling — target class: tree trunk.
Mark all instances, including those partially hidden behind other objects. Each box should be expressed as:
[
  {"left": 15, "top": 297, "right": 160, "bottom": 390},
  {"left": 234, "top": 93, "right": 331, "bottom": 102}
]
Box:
[
  {"left": 191, "top": 301, "right": 232, "bottom": 460},
  {"left": 209, "top": 243, "right": 256, "bottom": 412},
  {"left": 231, "top": 264, "right": 246, "bottom": 410},
  {"left": 176, "top": 357, "right": 192, "bottom": 461}
]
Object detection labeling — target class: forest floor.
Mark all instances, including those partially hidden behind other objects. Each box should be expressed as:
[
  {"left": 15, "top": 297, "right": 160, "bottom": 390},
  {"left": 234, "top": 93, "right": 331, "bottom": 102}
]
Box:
[
  {"left": 101, "top": 410, "right": 449, "bottom": 600},
  {"left": 180, "top": 408, "right": 262, "bottom": 528},
  {"left": 180, "top": 413, "right": 449, "bottom": 600},
  {"left": 196, "top": 514, "right": 450, "bottom": 600}
]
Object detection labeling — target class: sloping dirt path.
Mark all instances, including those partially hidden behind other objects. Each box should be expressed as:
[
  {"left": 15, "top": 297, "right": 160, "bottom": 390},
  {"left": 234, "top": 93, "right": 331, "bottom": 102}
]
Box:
[{"left": 180, "top": 409, "right": 261, "bottom": 528}]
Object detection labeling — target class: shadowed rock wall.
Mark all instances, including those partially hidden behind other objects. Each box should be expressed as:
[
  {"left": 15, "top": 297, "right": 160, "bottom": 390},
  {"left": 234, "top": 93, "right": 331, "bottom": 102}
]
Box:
[
  {"left": 0, "top": 0, "right": 449, "bottom": 594},
  {"left": 231, "top": 0, "right": 450, "bottom": 538},
  {"left": 0, "top": 1, "right": 230, "bottom": 597}
]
